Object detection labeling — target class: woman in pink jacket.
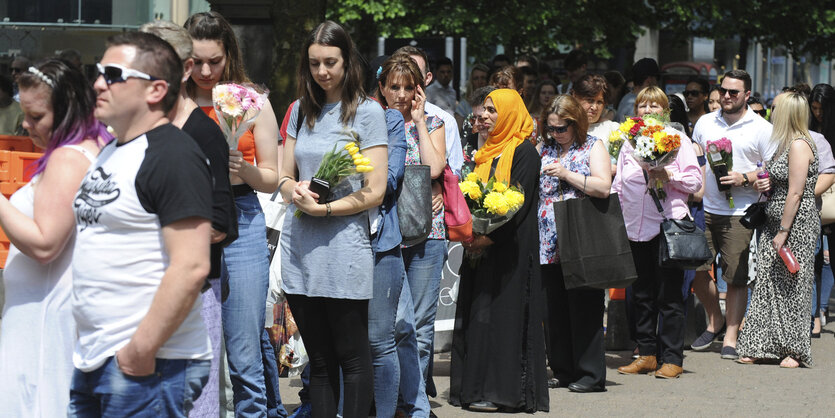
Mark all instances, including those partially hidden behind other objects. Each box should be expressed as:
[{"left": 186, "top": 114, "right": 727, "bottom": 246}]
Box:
[{"left": 612, "top": 86, "right": 702, "bottom": 379}]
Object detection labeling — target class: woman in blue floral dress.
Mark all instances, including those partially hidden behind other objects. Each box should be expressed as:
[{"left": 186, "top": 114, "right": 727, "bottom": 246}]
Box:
[{"left": 537, "top": 95, "right": 613, "bottom": 392}]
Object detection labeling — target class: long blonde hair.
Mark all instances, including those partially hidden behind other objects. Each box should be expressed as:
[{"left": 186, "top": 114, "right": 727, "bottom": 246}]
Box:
[{"left": 772, "top": 92, "right": 814, "bottom": 154}]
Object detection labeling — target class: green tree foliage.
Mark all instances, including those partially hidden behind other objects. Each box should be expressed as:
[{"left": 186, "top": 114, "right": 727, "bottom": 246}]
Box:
[
  {"left": 651, "top": 0, "right": 835, "bottom": 67},
  {"left": 327, "top": 0, "right": 655, "bottom": 61}
]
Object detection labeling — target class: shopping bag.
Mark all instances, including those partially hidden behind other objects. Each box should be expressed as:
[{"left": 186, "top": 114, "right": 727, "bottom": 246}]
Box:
[
  {"left": 554, "top": 193, "right": 637, "bottom": 289},
  {"left": 259, "top": 190, "right": 288, "bottom": 317},
  {"left": 442, "top": 165, "right": 473, "bottom": 242},
  {"left": 398, "top": 165, "right": 433, "bottom": 246}
]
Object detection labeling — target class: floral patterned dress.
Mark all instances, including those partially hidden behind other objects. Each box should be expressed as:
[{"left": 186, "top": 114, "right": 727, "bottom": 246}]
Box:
[
  {"left": 405, "top": 115, "right": 446, "bottom": 240},
  {"left": 538, "top": 135, "right": 597, "bottom": 264}
]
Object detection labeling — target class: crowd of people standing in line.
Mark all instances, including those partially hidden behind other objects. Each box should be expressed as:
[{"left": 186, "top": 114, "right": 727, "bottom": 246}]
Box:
[{"left": 0, "top": 13, "right": 833, "bottom": 417}]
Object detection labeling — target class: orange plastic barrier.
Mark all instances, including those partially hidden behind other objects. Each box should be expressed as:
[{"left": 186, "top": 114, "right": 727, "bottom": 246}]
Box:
[
  {"left": 0, "top": 136, "right": 42, "bottom": 268},
  {"left": 609, "top": 288, "right": 626, "bottom": 300}
]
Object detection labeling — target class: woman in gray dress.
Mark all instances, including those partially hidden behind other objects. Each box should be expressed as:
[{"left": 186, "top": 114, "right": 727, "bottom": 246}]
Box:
[
  {"left": 738, "top": 91, "right": 819, "bottom": 368},
  {"left": 277, "top": 21, "right": 388, "bottom": 417}
]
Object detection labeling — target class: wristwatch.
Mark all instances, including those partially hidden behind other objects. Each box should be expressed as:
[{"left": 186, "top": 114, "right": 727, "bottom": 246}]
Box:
[{"left": 742, "top": 173, "right": 750, "bottom": 187}]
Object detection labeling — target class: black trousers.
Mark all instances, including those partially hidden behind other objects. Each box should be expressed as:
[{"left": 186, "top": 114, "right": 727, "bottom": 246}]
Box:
[
  {"left": 629, "top": 237, "right": 686, "bottom": 366},
  {"left": 542, "top": 263, "right": 606, "bottom": 388},
  {"left": 285, "top": 294, "right": 373, "bottom": 418}
]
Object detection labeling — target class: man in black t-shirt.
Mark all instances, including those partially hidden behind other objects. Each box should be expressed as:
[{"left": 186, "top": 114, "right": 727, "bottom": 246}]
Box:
[{"left": 69, "top": 32, "right": 213, "bottom": 416}]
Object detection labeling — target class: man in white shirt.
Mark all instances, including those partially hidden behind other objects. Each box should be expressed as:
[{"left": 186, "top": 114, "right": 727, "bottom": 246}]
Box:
[
  {"left": 69, "top": 32, "right": 213, "bottom": 416},
  {"left": 425, "top": 56, "right": 457, "bottom": 117},
  {"left": 690, "top": 70, "right": 776, "bottom": 360}
]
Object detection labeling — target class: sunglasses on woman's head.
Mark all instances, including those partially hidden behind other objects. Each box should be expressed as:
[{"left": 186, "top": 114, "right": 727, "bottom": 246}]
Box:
[
  {"left": 718, "top": 87, "right": 742, "bottom": 98},
  {"left": 96, "top": 63, "right": 163, "bottom": 85},
  {"left": 546, "top": 124, "right": 570, "bottom": 134}
]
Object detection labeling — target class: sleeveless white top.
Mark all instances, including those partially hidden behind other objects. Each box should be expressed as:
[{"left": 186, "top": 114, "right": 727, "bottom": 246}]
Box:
[{"left": 0, "top": 145, "right": 95, "bottom": 417}]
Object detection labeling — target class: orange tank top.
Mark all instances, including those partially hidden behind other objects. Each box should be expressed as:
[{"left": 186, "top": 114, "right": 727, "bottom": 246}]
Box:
[{"left": 201, "top": 105, "right": 257, "bottom": 164}]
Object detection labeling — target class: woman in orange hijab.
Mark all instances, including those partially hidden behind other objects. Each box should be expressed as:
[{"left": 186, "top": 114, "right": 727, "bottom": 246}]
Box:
[{"left": 450, "top": 89, "right": 549, "bottom": 413}]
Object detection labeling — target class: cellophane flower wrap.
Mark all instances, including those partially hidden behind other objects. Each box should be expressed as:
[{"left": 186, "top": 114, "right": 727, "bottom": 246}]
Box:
[
  {"left": 612, "top": 114, "right": 683, "bottom": 199},
  {"left": 705, "top": 137, "right": 735, "bottom": 208},
  {"left": 293, "top": 130, "right": 374, "bottom": 218},
  {"left": 212, "top": 82, "right": 269, "bottom": 149},
  {"left": 458, "top": 172, "right": 525, "bottom": 235}
]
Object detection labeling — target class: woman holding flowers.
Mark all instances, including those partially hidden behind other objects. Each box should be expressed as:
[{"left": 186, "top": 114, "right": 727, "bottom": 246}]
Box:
[
  {"left": 613, "top": 86, "right": 702, "bottom": 379},
  {"left": 376, "top": 53, "right": 448, "bottom": 408},
  {"left": 537, "top": 95, "right": 612, "bottom": 393},
  {"left": 184, "top": 11, "right": 283, "bottom": 416},
  {"left": 450, "top": 89, "right": 548, "bottom": 412},
  {"left": 279, "top": 21, "right": 388, "bottom": 418},
  {"left": 737, "top": 92, "right": 819, "bottom": 368}
]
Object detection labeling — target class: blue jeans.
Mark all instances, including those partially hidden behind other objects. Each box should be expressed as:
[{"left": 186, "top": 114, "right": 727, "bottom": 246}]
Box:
[
  {"left": 68, "top": 357, "right": 210, "bottom": 417},
  {"left": 222, "top": 193, "right": 286, "bottom": 417},
  {"left": 401, "top": 239, "right": 447, "bottom": 397},
  {"left": 395, "top": 278, "right": 430, "bottom": 417},
  {"left": 368, "top": 247, "right": 406, "bottom": 418}
]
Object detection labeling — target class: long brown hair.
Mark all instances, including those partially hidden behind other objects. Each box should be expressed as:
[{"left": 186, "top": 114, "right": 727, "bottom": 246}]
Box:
[
  {"left": 296, "top": 20, "right": 366, "bottom": 129},
  {"left": 183, "top": 11, "right": 250, "bottom": 97}
]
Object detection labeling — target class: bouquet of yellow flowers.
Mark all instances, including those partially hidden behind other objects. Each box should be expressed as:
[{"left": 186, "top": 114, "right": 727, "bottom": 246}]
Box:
[
  {"left": 294, "top": 133, "right": 373, "bottom": 218},
  {"left": 458, "top": 172, "right": 525, "bottom": 235}
]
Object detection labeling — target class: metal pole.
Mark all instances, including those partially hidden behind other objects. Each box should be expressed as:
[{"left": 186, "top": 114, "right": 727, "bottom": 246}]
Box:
[{"left": 459, "top": 37, "right": 467, "bottom": 98}]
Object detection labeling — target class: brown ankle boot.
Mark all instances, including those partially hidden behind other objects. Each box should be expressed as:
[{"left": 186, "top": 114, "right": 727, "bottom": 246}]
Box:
[{"left": 617, "top": 355, "right": 658, "bottom": 375}]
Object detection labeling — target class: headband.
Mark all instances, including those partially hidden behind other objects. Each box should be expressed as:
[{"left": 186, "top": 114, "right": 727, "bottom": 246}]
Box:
[{"left": 28, "top": 66, "right": 55, "bottom": 88}]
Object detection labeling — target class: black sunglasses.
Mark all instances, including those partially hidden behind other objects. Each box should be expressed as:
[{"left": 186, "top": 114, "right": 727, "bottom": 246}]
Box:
[
  {"left": 96, "top": 63, "right": 163, "bottom": 85},
  {"left": 546, "top": 124, "right": 571, "bottom": 134},
  {"left": 718, "top": 87, "right": 743, "bottom": 98},
  {"left": 753, "top": 108, "right": 767, "bottom": 117},
  {"left": 683, "top": 89, "right": 704, "bottom": 97}
]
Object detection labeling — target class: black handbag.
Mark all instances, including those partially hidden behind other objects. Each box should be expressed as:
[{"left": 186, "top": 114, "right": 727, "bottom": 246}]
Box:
[
  {"left": 554, "top": 193, "right": 638, "bottom": 289},
  {"left": 397, "top": 165, "right": 433, "bottom": 246},
  {"left": 739, "top": 195, "right": 767, "bottom": 229},
  {"left": 647, "top": 181, "right": 712, "bottom": 269}
]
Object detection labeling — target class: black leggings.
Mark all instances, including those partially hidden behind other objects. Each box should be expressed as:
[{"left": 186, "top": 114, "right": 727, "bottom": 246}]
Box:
[{"left": 285, "top": 294, "right": 373, "bottom": 418}]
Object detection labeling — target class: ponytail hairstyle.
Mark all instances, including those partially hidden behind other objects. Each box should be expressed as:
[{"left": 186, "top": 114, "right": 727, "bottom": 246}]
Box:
[
  {"left": 297, "top": 20, "right": 366, "bottom": 129},
  {"left": 17, "top": 59, "right": 112, "bottom": 177}
]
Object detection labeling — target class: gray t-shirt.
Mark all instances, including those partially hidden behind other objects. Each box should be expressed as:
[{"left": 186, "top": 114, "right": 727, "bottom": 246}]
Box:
[{"left": 280, "top": 99, "right": 388, "bottom": 299}]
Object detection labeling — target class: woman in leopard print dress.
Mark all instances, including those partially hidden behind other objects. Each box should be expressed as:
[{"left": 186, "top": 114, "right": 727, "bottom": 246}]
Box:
[{"left": 738, "top": 92, "right": 819, "bottom": 368}]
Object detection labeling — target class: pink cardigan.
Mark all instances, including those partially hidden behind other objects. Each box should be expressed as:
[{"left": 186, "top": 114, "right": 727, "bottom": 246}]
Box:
[{"left": 612, "top": 132, "right": 703, "bottom": 242}]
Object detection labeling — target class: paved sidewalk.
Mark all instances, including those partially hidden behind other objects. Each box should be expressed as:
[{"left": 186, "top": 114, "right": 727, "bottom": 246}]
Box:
[{"left": 279, "top": 321, "right": 835, "bottom": 416}]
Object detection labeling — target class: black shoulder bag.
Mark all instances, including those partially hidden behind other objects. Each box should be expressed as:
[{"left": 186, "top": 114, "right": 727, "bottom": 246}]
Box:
[{"left": 645, "top": 171, "right": 713, "bottom": 269}]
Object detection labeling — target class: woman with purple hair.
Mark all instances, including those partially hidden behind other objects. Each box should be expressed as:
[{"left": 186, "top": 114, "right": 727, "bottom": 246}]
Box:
[{"left": 0, "top": 59, "right": 111, "bottom": 416}]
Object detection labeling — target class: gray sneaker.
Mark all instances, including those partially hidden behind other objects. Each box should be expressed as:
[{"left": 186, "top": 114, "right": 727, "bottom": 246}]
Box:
[{"left": 720, "top": 346, "right": 738, "bottom": 360}]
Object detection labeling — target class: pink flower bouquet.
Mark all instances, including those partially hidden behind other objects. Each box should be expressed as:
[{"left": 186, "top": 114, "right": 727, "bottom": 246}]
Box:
[
  {"left": 706, "top": 137, "right": 734, "bottom": 207},
  {"left": 212, "top": 82, "right": 269, "bottom": 149}
]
